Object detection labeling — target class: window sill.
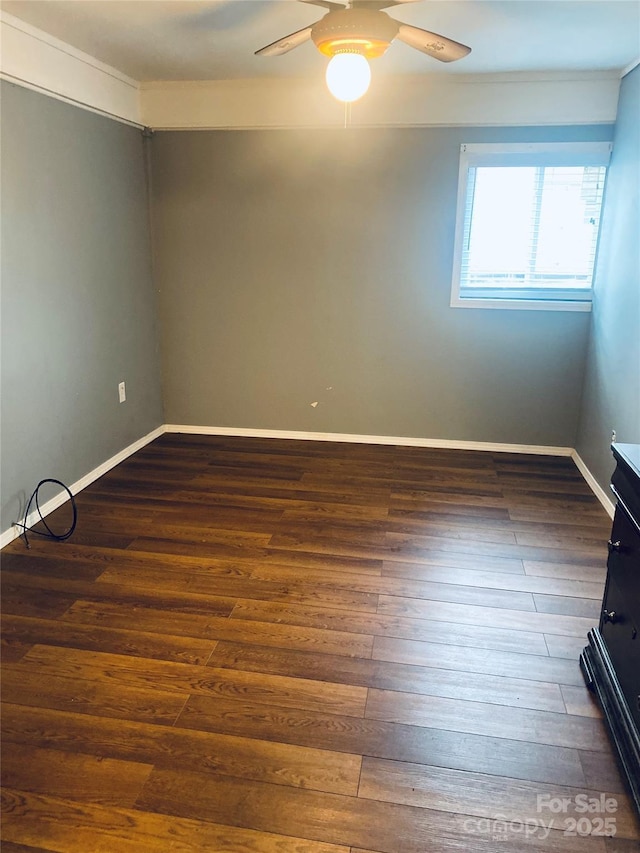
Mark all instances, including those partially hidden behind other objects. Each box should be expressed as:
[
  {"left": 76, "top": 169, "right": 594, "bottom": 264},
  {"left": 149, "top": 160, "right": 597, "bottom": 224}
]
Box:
[{"left": 450, "top": 296, "right": 592, "bottom": 312}]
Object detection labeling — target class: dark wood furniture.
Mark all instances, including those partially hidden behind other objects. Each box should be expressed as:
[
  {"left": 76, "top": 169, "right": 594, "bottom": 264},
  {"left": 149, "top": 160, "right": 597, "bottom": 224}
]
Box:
[{"left": 581, "top": 443, "right": 640, "bottom": 814}]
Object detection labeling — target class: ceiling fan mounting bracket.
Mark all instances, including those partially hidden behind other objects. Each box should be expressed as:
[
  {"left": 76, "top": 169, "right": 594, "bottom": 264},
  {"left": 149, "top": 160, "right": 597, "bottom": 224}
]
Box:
[{"left": 311, "top": 9, "right": 399, "bottom": 58}]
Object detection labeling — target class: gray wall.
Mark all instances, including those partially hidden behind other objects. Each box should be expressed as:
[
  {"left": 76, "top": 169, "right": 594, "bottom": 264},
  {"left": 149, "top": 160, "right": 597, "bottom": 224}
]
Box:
[
  {"left": 1, "top": 82, "right": 164, "bottom": 534},
  {"left": 151, "top": 124, "right": 612, "bottom": 445},
  {"left": 576, "top": 66, "right": 640, "bottom": 492},
  {"left": 1, "top": 75, "right": 628, "bottom": 542}
]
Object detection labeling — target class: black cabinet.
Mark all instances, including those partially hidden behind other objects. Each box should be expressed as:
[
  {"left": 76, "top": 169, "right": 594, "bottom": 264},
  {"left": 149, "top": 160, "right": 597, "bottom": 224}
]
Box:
[
  {"left": 601, "top": 507, "right": 640, "bottom": 728},
  {"left": 581, "top": 443, "right": 640, "bottom": 814}
]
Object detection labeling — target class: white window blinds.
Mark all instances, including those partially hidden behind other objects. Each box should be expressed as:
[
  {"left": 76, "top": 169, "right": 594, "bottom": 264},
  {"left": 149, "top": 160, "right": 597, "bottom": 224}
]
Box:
[{"left": 451, "top": 143, "right": 611, "bottom": 310}]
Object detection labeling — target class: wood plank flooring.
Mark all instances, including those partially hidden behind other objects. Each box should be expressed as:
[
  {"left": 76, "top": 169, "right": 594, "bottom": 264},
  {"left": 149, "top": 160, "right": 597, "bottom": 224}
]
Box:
[{"left": 2, "top": 434, "right": 639, "bottom": 851}]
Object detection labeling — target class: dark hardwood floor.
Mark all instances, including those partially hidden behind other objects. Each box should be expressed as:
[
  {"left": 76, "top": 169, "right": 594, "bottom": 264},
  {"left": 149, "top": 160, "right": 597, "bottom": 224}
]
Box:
[{"left": 2, "top": 434, "right": 639, "bottom": 851}]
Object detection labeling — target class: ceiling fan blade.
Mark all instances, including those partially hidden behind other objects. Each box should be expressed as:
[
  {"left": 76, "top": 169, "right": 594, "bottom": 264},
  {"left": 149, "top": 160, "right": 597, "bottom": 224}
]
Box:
[
  {"left": 255, "top": 26, "right": 314, "bottom": 57},
  {"left": 396, "top": 24, "right": 471, "bottom": 62},
  {"left": 300, "top": 0, "right": 345, "bottom": 9}
]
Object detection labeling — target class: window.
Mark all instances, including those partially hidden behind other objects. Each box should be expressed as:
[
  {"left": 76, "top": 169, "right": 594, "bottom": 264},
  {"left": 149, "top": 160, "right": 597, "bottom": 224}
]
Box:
[{"left": 451, "top": 142, "right": 611, "bottom": 311}]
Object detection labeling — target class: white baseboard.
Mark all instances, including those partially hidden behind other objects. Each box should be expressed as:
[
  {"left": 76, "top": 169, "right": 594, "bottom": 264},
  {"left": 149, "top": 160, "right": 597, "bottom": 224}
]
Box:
[
  {"left": 571, "top": 450, "right": 615, "bottom": 519},
  {"left": 165, "top": 423, "right": 574, "bottom": 457},
  {"left": 166, "top": 425, "right": 613, "bottom": 515},
  {"left": 0, "top": 425, "right": 165, "bottom": 549},
  {"left": 2, "top": 423, "right": 612, "bottom": 550}
]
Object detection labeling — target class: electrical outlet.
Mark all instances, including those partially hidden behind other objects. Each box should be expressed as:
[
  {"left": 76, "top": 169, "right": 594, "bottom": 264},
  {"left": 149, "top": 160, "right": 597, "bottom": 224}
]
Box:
[
  {"left": 611, "top": 430, "right": 617, "bottom": 443},
  {"left": 118, "top": 381, "right": 126, "bottom": 403}
]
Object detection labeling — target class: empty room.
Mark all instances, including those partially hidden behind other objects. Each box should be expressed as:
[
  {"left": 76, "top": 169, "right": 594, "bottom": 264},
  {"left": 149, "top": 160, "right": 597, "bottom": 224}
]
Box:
[{"left": 1, "top": 1, "right": 639, "bottom": 850}]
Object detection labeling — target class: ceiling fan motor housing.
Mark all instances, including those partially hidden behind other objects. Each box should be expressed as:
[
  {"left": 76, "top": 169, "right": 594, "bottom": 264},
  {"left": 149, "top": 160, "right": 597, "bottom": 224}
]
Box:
[{"left": 311, "top": 8, "right": 400, "bottom": 58}]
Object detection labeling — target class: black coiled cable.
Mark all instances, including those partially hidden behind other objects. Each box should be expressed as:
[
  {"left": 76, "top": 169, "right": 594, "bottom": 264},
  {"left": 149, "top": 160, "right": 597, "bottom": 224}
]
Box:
[{"left": 15, "top": 479, "right": 77, "bottom": 549}]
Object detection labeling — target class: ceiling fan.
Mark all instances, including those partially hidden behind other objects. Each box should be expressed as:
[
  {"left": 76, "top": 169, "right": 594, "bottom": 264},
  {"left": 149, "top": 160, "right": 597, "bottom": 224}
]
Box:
[{"left": 255, "top": 0, "right": 471, "bottom": 102}]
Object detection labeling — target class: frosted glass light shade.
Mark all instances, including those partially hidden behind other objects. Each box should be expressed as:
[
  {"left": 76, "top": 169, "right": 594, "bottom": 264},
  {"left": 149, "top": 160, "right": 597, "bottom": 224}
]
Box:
[{"left": 325, "top": 53, "right": 371, "bottom": 103}]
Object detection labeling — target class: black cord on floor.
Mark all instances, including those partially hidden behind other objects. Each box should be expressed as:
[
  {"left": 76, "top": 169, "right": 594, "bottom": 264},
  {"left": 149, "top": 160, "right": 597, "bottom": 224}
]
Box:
[{"left": 14, "top": 479, "right": 77, "bottom": 549}]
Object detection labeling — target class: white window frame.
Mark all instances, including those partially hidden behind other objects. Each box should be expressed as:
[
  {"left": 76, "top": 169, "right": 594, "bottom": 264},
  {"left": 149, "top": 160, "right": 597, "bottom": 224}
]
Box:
[{"left": 450, "top": 142, "right": 612, "bottom": 312}]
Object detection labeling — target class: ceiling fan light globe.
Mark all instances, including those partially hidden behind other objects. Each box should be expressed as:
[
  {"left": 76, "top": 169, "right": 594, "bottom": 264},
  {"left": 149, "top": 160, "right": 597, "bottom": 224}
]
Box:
[{"left": 325, "top": 53, "right": 371, "bottom": 103}]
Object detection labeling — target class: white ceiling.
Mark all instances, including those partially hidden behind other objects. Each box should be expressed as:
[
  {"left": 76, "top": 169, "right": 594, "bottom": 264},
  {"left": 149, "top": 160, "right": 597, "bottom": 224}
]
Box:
[{"left": 2, "top": 0, "right": 639, "bottom": 82}]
